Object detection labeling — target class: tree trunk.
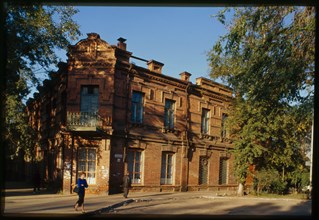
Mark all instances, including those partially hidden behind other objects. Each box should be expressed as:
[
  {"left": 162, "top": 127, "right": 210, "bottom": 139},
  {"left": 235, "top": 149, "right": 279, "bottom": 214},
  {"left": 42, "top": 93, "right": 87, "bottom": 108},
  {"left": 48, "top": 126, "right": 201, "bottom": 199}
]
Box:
[{"left": 237, "top": 182, "right": 244, "bottom": 196}]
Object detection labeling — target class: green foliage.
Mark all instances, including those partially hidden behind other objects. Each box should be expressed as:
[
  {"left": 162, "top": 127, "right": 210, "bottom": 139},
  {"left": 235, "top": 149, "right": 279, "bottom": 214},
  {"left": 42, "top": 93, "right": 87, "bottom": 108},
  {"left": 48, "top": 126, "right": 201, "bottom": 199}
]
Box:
[
  {"left": 290, "top": 168, "right": 310, "bottom": 193},
  {"left": 5, "top": 3, "right": 80, "bottom": 96},
  {"left": 270, "top": 179, "right": 288, "bottom": 195},
  {"left": 300, "top": 172, "right": 311, "bottom": 193},
  {"left": 253, "top": 168, "right": 288, "bottom": 195},
  {"left": 4, "top": 3, "right": 80, "bottom": 159},
  {"left": 209, "top": 7, "right": 314, "bottom": 187},
  {"left": 209, "top": 7, "right": 314, "bottom": 103},
  {"left": 5, "top": 93, "right": 37, "bottom": 159},
  {"left": 253, "top": 168, "right": 278, "bottom": 194}
]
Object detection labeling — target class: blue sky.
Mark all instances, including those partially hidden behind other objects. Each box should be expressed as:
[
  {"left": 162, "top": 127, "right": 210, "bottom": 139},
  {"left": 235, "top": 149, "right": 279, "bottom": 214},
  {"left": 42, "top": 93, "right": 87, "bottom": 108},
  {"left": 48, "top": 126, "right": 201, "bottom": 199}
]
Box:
[{"left": 57, "top": 6, "right": 229, "bottom": 84}]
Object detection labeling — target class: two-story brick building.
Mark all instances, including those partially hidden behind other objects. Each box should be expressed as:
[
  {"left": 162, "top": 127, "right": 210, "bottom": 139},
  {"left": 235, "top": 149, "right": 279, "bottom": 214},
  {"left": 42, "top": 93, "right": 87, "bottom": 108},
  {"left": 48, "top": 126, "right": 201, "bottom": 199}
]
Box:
[{"left": 26, "top": 33, "right": 236, "bottom": 195}]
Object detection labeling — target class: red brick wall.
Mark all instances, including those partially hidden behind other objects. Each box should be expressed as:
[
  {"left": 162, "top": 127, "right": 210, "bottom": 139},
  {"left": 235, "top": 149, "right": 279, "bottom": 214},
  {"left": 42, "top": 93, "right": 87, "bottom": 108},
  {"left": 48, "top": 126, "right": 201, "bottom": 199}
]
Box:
[{"left": 27, "top": 33, "right": 237, "bottom": 195}]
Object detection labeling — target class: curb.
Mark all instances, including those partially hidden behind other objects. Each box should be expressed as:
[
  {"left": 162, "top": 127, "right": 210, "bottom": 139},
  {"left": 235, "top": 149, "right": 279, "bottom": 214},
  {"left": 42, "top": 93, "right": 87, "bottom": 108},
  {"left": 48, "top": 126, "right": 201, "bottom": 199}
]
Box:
[{"left": 80, "top": 194, "right": 202, "bottom": 217}]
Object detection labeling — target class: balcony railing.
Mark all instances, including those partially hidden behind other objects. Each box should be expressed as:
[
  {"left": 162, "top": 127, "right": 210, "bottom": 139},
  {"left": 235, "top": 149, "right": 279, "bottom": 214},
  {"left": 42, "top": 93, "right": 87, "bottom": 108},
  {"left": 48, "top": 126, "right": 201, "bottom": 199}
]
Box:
[{"left": 66, "top": 112, "right": 111, "bottom": 132}]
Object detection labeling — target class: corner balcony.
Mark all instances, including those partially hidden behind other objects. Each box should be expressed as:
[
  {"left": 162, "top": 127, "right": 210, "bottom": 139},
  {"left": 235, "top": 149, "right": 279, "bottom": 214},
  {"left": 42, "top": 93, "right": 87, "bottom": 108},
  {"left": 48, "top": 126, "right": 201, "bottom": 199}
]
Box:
[{"left": 66, "top": 112, "right": 112, "bottom": 136}]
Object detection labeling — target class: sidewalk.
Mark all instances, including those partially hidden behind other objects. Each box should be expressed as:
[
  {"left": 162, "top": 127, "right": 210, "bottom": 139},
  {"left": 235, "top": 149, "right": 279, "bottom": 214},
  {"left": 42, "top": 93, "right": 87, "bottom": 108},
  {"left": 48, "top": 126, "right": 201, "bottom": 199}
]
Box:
[
  {"left": 2, "top": 186, "right": 236, "bottom": 216},
  {"left": 2, "top": 186, "right": 182, "bottom": 217},
  {"left": 2, "top": 186, "right": 312, "bottom": 218}
]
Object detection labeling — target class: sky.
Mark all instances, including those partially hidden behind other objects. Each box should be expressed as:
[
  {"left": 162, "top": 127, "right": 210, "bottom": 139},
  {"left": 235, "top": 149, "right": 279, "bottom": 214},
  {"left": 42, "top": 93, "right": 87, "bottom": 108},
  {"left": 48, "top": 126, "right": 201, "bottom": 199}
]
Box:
[{"left": 56, "top": 6, "right": 230, "bottom": 84}]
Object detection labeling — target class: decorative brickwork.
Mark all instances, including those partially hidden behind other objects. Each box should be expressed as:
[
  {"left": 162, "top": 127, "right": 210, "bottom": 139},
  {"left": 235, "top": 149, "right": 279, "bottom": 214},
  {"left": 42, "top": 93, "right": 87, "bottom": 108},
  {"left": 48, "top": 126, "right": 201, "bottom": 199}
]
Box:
[{"left": 26, "top": 33, "right": 236, "bottom": 195}]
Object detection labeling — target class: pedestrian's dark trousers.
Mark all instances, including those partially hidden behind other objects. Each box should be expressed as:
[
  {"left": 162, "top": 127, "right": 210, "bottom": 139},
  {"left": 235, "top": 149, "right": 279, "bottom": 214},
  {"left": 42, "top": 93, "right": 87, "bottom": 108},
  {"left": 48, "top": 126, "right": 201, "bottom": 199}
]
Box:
[
  {"left": 123, "top": 187, "right": 129, "bottom": 198},
  {"left": 76, "top": 193, "right": 85, "bottom": 206}
]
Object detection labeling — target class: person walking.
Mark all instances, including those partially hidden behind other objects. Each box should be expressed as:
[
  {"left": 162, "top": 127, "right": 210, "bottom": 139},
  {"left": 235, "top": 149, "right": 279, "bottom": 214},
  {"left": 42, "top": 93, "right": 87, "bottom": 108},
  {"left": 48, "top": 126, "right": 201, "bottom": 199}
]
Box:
[
  {"left": 74, "top": 172, "right": 88, "bottom": 213},
  {"left": 122, "top": 171, "right": 131, "bottom": 198}
]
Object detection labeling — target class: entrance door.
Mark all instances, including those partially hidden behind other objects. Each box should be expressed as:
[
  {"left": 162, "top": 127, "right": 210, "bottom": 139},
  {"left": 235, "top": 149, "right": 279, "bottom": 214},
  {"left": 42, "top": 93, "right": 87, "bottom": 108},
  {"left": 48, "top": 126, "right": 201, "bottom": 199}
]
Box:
[{"left": 108, "top": 145, "right": 124, "bottom": 195}]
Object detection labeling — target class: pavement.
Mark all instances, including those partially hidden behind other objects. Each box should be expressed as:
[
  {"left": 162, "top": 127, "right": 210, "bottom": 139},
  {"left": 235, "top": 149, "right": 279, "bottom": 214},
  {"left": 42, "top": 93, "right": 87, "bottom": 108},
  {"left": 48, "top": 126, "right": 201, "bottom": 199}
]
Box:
[
  {"left": 3, "top": 188, "right": 223, "bottom": 217},
  {"left": 2, "top": 186, "right": 148, "bottom": 217},
  {"left": 1, "top": 181, "right": 311, "bottom": 218}
]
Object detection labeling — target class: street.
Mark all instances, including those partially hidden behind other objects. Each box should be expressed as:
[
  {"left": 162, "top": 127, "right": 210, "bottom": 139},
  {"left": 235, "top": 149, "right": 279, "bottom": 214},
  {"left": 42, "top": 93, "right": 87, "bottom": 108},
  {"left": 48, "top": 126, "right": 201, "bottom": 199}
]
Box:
[
  {"left": 105, "top": 195, "right": 311, "bottom": 216},
  {"left": 2, "top": 187, "right": 312, "bottom": 219}
]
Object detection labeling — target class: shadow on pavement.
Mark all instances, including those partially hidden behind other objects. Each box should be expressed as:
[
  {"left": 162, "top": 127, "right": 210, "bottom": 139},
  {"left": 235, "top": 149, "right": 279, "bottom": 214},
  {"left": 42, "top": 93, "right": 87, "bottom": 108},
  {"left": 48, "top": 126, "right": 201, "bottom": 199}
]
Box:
[
  {"left": 4, "top": 189, "right": 57, "bottom": 197},
  {"left": 4, "top": 181, "right": 58, "bottom": 197}
]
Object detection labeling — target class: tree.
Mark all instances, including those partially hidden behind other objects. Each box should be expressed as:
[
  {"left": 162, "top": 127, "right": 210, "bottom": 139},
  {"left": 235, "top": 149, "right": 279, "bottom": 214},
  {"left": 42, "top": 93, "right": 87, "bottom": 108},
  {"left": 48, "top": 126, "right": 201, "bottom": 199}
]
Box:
[
  {"left": 209, "top": 6, "right": 314, "bottom": 195},
  {"left": 3, "top": 2, "right": 80, "bottom": 169}
]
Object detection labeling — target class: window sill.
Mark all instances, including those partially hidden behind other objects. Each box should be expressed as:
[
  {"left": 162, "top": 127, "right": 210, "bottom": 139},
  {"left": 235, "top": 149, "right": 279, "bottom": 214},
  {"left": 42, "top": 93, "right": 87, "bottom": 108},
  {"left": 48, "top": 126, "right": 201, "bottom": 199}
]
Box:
[
  {"left": 131, "top": 123, "right": 144, "bottom": 128},
  {"left": 162, "top": 127, "right": 179, "bottom": 135},
  {"left": 199, "top": 133, "right": 218, "bottom": 141}
]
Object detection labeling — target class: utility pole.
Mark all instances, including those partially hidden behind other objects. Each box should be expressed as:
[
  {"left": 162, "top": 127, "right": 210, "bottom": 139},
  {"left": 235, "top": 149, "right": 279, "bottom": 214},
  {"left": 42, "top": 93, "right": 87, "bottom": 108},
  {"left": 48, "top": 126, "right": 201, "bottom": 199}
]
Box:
[
  {"left": 309, "top": 115, "right": 313, "bottom": 198},
  {"left": 312, "top": 5, "right": 319, "bottom": 216}
]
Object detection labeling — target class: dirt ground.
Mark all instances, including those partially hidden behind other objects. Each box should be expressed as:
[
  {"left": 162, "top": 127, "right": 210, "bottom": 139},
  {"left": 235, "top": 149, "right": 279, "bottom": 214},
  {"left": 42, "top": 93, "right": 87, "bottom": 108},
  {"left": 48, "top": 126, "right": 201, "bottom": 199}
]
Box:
[{"left": 106, "top": 195, "right": 311, "bottom": 216}]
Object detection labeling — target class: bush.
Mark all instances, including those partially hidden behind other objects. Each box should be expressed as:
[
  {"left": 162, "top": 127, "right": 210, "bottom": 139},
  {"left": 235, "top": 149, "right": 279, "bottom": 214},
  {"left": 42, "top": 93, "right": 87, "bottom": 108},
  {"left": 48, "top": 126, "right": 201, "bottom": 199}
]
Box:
[
  {"left": 270, "top": 179, "right": 288, "bottom": 194},
  {"left": 290, "top": 170, "right": 310, "bottom": 193},
  {"left": 253, "top": 168, "right": 289, "bottom": 195}
]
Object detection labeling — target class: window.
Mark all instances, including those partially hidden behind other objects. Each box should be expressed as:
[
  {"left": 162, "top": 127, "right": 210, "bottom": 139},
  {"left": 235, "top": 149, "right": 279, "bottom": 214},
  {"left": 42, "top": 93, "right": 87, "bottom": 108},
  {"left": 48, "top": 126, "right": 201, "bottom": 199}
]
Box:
[
  {"left": 45, "top": 104, "right": 51, "bottom": 130},
  {"left": 221, "top": 113, "right": 228, "bottom": 138},
  {"left": 127, "top": 150, "right": 142, "bottom": 184},
  {"left": 161, "top": 152, "right": 174, "bottom": 185},
  {"left": 77, "top": 147, "right": 97, "bottom": 184},
  {"left": 219, "top": 158, "right": 228, "bottom": 185},
  {"left": 164, "top": 99, "right": 175, "bottom": 129},
  {"left": 131, "top": 91, "right": 144, "bottom": 124},
  {"left": 61, "top": 91, "right": 67, "bottom": 123},
  {"left": 201, "top": 108, "right": 210, "bottom": 134},
  {"left": 199, "top": 156, "right": 208, "bottom": 185},
  {"left": 80, "top": 85, "right": 99, "bottom": 113},
  {"left": 149, "top": 89, "right": 154, "bottom": 100}
]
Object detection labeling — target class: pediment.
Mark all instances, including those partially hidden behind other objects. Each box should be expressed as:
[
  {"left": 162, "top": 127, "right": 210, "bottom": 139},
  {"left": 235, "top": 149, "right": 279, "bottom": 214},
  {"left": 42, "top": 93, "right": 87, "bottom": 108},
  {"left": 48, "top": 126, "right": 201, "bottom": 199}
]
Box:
[{"left": 68, "top": 33, "right": 116, "bottom": 63}]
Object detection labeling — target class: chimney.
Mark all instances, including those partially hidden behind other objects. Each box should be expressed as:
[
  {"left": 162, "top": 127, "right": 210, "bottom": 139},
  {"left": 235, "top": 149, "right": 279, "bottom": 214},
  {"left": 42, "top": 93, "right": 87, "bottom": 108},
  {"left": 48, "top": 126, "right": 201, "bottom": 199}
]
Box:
[
  {"left": 147, "top": 60, "right": 164, "bottom": 74},
  {"left": 87, "top": 33, "right": 100, "bottom": 39},
  {"left": 180, "top": 71, "right": 191, "bottom": 82},
  {"left": 117, "top": 37, "right": 127, "bottom": 50},
  {"left": 196, "top": 77, "right": 203, "bottom": 85}
]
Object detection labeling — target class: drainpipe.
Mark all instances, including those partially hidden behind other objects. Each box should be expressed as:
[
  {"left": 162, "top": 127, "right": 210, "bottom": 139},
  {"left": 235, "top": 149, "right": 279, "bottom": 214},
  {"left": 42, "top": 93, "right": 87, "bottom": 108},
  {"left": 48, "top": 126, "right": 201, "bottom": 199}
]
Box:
[
  {"left": 309, "top": 113, "right": 314, "bottom": 198},
  {"left": 123, "top": 66, "right": 132, "bottom": 172},
  {"left": 60, "top": 131, "right": 65, "bottom": 193},
  {"left": 185, "top": 83, "right": 192, "bottom": 152},
  {"left": 70, "top": 134, "right": 74, "bottom": 194},
  {"left": 184, "top": 82, "right": 192, "bottom": 191}
]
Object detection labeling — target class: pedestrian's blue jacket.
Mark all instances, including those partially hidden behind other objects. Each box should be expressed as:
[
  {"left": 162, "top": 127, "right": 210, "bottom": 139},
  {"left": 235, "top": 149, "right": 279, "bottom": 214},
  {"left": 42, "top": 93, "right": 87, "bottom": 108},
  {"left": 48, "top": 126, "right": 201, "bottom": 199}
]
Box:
[{"left": 77, "top": 178, "right": 88, "bottom": 195}]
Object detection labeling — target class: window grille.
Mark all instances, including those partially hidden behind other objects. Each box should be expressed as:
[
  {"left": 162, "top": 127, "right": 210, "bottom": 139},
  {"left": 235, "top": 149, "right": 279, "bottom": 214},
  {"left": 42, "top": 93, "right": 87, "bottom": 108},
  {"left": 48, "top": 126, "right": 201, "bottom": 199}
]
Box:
[
  {"left": 219, "top": 158, "right": 228, "bottom": 185},
  {"left": 199, "top": 156, "right": 208, "bottom": 185}
]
